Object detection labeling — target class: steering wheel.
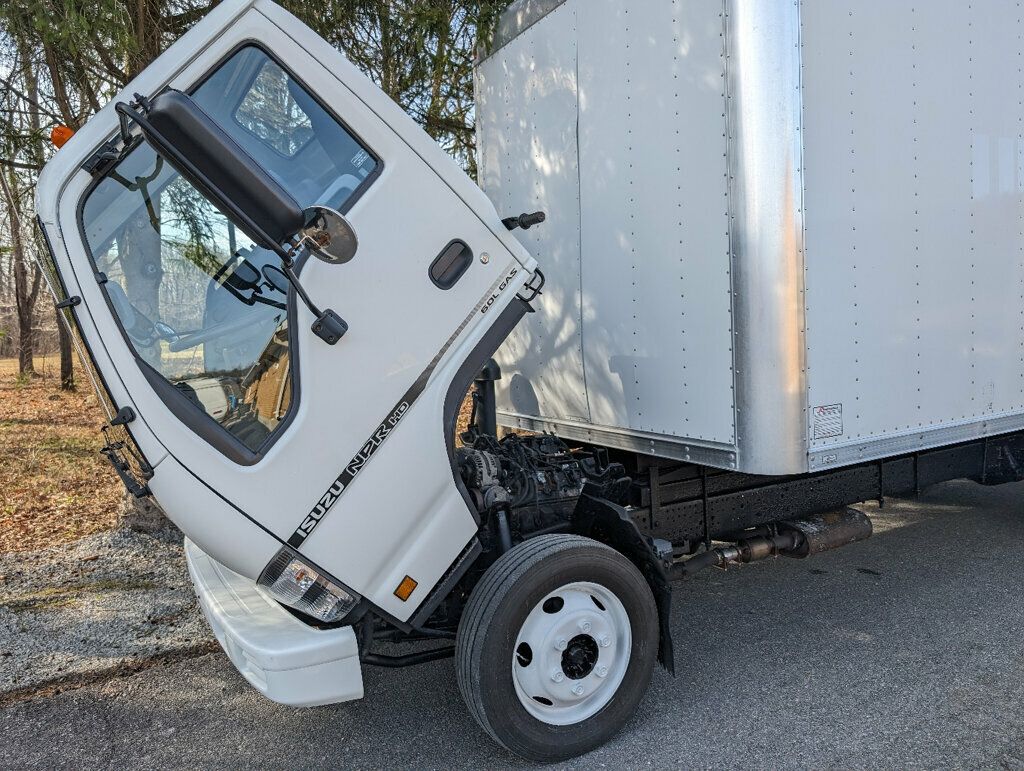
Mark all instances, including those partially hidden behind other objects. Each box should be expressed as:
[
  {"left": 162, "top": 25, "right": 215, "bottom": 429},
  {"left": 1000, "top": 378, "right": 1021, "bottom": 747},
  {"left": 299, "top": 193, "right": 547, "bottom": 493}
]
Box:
[{"left": 167, "top": 311, "right": 275, "bottom": 353}]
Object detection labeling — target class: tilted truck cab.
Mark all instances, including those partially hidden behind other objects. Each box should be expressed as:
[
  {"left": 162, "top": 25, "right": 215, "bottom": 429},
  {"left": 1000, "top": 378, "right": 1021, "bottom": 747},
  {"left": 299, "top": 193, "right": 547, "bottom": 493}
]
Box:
[
  {"left": 37, "top": 0, "right": 540, "bottom": 729},
  {"left": 40, "top": 2, "right": 545, "bottom": 604},
  {"left": 33, "top": 0, "right": 1024, "bottom": 762}
]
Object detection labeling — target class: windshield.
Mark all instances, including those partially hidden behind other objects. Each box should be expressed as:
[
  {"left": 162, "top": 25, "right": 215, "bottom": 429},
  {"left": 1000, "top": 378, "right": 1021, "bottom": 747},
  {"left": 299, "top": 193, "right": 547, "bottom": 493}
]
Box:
[{"left": 80, "top": 45, "right": 378, "bottom": 454}]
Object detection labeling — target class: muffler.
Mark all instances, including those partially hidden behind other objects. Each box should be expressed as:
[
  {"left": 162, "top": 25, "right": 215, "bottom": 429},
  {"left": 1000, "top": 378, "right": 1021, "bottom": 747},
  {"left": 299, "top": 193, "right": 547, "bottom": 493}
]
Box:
[
  {"left": 777, "top": 507, "right": 874, "bottom": 558},
  {"left": 672, "top": 507, "right": 873, "bottom": 578}
]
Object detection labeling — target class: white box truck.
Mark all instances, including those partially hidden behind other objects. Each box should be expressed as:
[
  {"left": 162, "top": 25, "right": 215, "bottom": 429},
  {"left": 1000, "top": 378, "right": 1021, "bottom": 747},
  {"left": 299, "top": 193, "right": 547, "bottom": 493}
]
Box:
[{"left": 30, "top": 0, "right": 1024, "bottom": 761}]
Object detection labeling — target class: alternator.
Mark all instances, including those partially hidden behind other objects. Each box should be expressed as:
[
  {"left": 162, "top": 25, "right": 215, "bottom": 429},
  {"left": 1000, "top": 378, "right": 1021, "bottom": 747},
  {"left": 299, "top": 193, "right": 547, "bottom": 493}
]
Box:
[{"left": 460, "top": 448, "right": 501, "bottom": 489}]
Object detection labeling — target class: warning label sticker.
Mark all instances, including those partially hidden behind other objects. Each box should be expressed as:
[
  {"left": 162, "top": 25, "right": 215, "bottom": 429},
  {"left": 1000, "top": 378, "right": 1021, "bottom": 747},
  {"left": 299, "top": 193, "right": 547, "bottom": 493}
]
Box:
[{"left": 812, "top": 404, "right": 843, "bottom": 440}]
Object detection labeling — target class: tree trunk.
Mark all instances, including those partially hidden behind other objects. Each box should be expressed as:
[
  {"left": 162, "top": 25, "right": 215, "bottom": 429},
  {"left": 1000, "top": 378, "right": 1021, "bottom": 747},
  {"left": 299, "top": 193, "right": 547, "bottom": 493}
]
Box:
[
  {"left": 423, "top": 4, "right": 453, "bottom": 135},
  {"left": 1, "top": 170, "right": 41, "bottom": 377},
  {"left": 378, "top": 1, "right": 396, "bottom": 98},
  {"left": 56, "top": 307, "right": 74, "bottom": 390},
  {"left": 126, "top": 0, "right": 169, "bottom": 80},
  {"left": 15, "top": 256, "right": 39, "bottom": 376}
]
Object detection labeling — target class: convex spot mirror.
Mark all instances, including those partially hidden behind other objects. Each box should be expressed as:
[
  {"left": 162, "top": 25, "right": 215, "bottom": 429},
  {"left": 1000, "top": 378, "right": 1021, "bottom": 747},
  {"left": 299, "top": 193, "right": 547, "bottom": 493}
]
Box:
[{"left": 299, "top": 206, "right": 358, "bottom": 265}]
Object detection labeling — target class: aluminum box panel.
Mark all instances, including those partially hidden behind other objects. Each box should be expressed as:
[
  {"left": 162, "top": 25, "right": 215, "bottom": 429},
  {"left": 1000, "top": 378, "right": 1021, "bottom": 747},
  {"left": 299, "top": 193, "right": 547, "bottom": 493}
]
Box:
[
  {"left": 479, "top": 0, "right": 1024, "bottom": 475},
  {"left": 476, "top": 2, "right": 590, "bottom": 423},
  {"left": 801, "top": 0, "right": 1024, "bottom": 468},
  {"left": 576, "top": 0, "right": 735, "bottom": 445},
  {"left": 478, "top": 0, "right": 738, "bottom": 465}
]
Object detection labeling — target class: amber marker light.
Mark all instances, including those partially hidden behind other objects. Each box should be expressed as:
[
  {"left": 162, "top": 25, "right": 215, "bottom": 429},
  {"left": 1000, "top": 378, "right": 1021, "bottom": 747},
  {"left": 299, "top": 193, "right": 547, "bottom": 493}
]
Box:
[
  {"left": 394, "top": 575, "right": 418, "bottom": 601},
  {"left": 50, "top": 125, "right": 74, "bottom": 148}
]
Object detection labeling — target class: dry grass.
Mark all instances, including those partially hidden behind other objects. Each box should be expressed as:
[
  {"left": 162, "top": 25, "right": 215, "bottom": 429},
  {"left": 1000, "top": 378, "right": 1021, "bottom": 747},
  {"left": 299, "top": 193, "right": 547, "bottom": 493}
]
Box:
[{"left": 0, "top": 355, "right": 122, "bottom": 553}]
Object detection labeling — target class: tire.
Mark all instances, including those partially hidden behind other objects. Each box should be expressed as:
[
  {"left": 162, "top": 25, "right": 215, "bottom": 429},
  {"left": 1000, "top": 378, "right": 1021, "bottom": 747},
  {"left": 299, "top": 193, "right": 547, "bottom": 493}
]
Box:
[{"left": 456, "top": 534, "right": 659, "bottom": 762}]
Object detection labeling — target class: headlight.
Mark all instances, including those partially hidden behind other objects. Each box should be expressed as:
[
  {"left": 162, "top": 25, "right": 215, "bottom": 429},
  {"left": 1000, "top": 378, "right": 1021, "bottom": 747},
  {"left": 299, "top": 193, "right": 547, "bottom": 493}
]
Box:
[{"left": 257, "top": 549, "right": 360, "bottom": 623}]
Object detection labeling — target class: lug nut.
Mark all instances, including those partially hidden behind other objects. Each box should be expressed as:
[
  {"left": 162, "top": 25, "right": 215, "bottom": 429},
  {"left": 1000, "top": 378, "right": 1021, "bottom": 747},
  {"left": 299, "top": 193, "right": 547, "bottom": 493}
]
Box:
[
  {"left": 579, "top": 620, "right": 592, "bottom": 633},
  {"left": 551, "top": 670, "right": 564, "bottom": 683},
  {"left": 596, "top": 665, "right": 608, "bottom": 678},
  {"left": 598, "top": 635, "right": 611, "bottom": 648},
  {"left": 555, "top": 638, "right": 568, "bottom": 651},
  {"left": 572, "top": 684, "right": 585, "bottom": 696}
]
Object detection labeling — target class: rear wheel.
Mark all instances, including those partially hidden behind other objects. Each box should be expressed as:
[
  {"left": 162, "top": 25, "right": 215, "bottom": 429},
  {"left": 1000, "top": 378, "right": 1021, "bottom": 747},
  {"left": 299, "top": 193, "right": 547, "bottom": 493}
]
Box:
[{"left": 456, "top": 534, "right": 658, "bottom": 762}]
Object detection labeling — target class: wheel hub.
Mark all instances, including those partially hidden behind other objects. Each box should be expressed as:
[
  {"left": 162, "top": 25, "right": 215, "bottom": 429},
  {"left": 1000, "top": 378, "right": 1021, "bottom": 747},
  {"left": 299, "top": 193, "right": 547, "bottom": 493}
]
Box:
[
  {"left": 511, "top": 581, "right": 631, "bottom": 725},
  {"left": 561, "top": 634, "right": 599, "bottom": 679}
]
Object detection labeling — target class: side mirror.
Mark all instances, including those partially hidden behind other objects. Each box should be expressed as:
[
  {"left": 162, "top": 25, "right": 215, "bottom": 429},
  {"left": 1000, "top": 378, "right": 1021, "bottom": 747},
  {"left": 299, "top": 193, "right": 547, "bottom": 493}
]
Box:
[
  {"left": 115, "top": 91, "right": 353, "bottom": 346},
  {"left": 299, "top": 206, "right": 358, "bottom": 265},
  {"left": 117, "top": 90, "right": 304, "bottom": 253}
]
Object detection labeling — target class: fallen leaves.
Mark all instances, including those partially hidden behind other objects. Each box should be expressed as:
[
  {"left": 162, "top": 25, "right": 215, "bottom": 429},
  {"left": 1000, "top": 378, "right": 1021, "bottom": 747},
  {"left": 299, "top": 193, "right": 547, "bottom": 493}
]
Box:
[{"left": 0, "top": 356, "right": 121, "bottom": 553}]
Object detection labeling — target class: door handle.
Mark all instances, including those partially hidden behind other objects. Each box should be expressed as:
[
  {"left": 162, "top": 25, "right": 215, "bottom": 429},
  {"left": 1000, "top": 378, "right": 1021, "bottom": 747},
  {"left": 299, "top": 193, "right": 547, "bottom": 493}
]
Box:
[{"left": 429, "top": 240, "right": 473, "bottom": 290}]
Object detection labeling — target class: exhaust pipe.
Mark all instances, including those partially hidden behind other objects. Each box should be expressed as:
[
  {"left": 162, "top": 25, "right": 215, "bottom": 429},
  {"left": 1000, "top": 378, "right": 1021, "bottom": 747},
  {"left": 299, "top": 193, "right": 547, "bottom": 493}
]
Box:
[{"left": 672, "top": 507, "right": 872, "bottom": 578}]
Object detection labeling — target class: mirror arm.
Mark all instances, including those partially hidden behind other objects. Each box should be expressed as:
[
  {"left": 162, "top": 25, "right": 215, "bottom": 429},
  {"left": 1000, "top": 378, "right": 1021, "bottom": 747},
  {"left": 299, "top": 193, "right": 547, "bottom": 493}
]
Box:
[
  {"left": 117, "top": 93, "right": 148, "bottom": 144},
  {"left": 278, "top": 253, "right": 349, "bottom": 346},
  {"left": 280, "top": 257, "right": 322, "bottom": 317},
  {"left": 117, "top": 107, "right": 133, "bottom": 146}
]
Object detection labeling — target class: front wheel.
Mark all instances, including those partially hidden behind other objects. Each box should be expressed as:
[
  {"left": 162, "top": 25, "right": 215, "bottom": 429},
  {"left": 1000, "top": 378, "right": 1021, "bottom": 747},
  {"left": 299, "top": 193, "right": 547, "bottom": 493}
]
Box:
[{"left": 456, "top": 534, "right": 659, "bottom": 762}]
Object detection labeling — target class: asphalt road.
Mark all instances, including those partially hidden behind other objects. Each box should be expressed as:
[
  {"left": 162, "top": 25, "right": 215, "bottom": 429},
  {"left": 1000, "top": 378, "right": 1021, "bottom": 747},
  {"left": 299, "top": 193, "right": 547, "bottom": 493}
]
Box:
[{"left": 3, "top": 479, "right": 1024, "bottom": 770}]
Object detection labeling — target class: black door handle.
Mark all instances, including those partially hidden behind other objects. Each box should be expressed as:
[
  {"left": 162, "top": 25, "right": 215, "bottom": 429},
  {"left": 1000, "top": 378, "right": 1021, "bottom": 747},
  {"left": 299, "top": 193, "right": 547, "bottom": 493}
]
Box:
[{"left": 430, "top": 240, "right": 473, "bottom": 290}]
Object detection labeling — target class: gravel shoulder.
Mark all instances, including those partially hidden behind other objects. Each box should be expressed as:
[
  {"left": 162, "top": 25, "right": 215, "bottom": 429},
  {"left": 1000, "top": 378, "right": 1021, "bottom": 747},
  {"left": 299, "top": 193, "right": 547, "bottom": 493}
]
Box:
[{"left": 0, "top": 528, "right": 210, "bottom": 698}]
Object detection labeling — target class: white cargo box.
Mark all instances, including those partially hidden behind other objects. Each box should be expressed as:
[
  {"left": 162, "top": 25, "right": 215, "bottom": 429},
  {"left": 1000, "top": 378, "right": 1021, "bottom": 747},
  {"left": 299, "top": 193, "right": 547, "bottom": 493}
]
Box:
[{"left": 476, "top": 0, "right": 1024, "bottom": 475}]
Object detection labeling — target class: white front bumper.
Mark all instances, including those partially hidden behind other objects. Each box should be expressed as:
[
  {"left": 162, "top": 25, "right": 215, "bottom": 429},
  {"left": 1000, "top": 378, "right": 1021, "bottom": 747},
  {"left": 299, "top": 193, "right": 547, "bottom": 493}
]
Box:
[{"left": 185, "top": 538, "right": 364, "bottom": 707}]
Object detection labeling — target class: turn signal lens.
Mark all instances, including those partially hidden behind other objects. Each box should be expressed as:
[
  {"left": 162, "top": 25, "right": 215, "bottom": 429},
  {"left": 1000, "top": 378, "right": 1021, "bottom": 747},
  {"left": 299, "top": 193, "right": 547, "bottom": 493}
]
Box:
[
  {"left": 394, "top": 575, "right": 418, "bottom": 602},
  {"left": 257, "top": 549, "right": 360, "bottom": 623},
  {"left": 50, "top": 125, "right": 74, "bottom": 148}
]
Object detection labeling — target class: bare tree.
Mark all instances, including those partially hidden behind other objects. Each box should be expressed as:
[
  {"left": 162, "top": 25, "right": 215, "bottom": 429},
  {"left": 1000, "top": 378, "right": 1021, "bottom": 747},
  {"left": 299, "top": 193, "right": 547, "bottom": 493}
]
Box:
[{"left": 0, "top": 169, "right": 41, "bottom": 376}]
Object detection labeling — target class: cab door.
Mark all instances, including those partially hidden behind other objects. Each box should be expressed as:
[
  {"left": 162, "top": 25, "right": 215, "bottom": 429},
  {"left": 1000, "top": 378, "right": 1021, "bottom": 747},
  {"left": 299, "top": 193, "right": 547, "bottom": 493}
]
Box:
[{"left": 44, "top": 0, "right": 536, "bottom": 619}]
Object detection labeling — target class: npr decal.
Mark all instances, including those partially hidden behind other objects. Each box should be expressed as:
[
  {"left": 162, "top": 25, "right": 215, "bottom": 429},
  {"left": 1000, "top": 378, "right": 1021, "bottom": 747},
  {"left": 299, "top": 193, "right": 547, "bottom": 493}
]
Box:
[
  {"left": 289, "top": 402, "right": 410, "bottom": 546},
  {"left": 481, "top": 266, "right": 518, "bottom": 314},
  {"left": 288, "top": 269, "right": 522, "bottom": 548}
]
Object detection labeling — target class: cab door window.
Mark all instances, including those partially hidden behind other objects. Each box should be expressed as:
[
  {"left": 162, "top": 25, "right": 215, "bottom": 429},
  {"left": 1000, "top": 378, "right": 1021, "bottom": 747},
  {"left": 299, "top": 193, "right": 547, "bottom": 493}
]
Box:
[{"left": 80, "top": 45, "right": 378, "bottom": 455}]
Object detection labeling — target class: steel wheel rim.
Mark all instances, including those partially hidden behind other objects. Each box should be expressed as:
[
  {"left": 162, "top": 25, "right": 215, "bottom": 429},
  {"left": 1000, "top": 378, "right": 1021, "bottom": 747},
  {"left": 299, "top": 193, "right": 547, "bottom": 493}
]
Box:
[{"left": 511, "top": 580, "right": 631, "bottom": 725}]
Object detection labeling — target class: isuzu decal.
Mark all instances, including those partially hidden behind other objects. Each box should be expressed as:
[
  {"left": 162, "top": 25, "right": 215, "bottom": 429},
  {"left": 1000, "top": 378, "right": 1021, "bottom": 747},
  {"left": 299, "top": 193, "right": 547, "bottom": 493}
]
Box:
[
  {"left": 287, "top": 266, "right": 523, "bottom": 548},
  {"left": 289, "top": 401, "right": 411, "bottom": 546}
]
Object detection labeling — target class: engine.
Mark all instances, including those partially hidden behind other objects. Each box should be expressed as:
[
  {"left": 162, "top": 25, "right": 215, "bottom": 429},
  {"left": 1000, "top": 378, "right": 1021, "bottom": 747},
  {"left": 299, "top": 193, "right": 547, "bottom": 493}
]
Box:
[
  {"left": 399, "top": 433, "right": 633, "bottom": 634},
  {"left": 456, "top": 434, "right": 631, "bottom": 546}
]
